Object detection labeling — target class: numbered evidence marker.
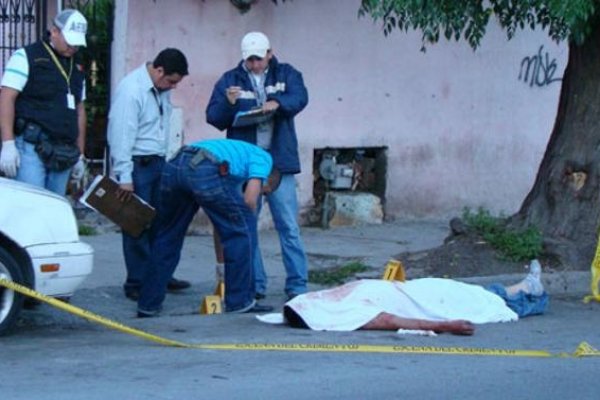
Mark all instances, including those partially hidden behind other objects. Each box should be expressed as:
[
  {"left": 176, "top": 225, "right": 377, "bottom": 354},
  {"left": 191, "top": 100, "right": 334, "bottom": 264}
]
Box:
[
  {"left": 382, "top": 259, "right": 406, "bottom": 282},
  {"left": 200, "top": 295, "right": 223, "bottom": 314}
]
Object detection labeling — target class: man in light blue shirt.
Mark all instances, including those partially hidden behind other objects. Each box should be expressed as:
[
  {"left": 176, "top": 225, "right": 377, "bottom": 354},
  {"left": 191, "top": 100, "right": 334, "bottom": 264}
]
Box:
[
  {"left": 138, "top": 139, "right": 275, "bottom": 316},
  {"left": 107, "top": 48, "right": 190, "bottom": 300}
]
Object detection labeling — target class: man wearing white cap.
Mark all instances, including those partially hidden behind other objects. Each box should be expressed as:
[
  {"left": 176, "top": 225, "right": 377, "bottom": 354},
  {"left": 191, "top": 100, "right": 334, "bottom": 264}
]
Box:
[
  {"left": 206, "top": 31, "right": 309, "bottom": 301},
  {"left": 0, "top": 9, "right": 88, "bottom": 195}
]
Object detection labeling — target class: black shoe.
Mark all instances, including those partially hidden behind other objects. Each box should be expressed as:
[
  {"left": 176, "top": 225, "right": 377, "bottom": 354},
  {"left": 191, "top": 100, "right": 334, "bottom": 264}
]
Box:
[
  {"left": 227, "top": 300, "right": 274, "bottom": 314},
  {"left": 137, "top": 311, "right": 158, "bottom": 318},
  {"left": 246, "top": 303, "right": 274, "bottom": 313},
  {"left": 137, "top": 306, "right": 162, "bottom": 318},
  {"left": 125, "top": 289, "right": 140, "bottom": 301},
  {"left": 255, "top": 292, "right": 266, "bottom": 300},
  {"left": 167, "top": 278, "right": 191, "bottom": 291}
]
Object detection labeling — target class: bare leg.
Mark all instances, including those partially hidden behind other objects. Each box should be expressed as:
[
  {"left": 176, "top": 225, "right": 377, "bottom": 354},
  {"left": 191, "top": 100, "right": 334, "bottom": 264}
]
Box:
[
  {"left": 360, "top": 312, "right": 475, "bottom": 335},
  {"left": 505, "top": 281, "right": 529, "bottom": 297}
]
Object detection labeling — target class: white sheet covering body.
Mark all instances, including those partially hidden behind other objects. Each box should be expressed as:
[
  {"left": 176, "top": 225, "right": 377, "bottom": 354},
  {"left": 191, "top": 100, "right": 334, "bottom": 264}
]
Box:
[{"left": 286, "top": 278, "right": 518, "bottom": 331}]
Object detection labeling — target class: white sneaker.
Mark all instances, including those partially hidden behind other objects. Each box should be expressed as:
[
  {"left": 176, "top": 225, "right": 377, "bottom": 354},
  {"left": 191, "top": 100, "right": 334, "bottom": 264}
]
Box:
[
  {"left": 529, "top": 259, "right": 542, "bottom": 279},
  {"left": 524, "top": 259, "right": 544, "bottom": 296}
]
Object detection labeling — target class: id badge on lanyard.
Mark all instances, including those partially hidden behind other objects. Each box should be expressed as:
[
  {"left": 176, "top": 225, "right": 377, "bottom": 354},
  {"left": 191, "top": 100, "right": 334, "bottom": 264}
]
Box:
[
  {"left": 67, "top": 93, "right": 76, "bottom": 110},
  {"left": 42, "top": 42, "right": 76, "bottom": 110}
]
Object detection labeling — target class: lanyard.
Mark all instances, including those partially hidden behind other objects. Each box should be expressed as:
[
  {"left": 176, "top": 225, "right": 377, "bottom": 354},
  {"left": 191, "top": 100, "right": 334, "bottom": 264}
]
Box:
[
  {"left": 42, "top": 41, "right": 73, "bottom": 93},
  {"left": 151, "top": 88, "right": 163, "bottom": 116},
  {"left": 151, "top": 87, "right": 165, "bottom": 130}
]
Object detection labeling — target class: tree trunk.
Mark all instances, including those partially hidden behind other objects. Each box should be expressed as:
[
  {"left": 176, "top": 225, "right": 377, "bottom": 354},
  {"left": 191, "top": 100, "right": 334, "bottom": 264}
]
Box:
[{"left": 514, "top": 19, "right": 600, "bottom": 269}]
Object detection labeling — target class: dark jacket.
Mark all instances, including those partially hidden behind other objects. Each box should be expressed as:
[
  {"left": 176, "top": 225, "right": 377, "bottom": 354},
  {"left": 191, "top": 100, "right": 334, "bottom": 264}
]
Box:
[
  {"left": 206, "top": 56, "right": 308, "bottom": 174},
  {"left": 15, "top": 40, "right": 84, "bottom": 142}
]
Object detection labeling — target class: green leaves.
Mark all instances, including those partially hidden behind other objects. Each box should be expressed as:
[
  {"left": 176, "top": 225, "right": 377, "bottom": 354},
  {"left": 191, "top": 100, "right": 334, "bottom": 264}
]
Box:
[
  {"left": 462, "top": 208, "right": 542, "bottom": 262},
  {"left": 309, "top": 262, "right": 371, "bottom": 286},
  {"left": 359, "top": 0, "right": 597, "bottom": 49}
]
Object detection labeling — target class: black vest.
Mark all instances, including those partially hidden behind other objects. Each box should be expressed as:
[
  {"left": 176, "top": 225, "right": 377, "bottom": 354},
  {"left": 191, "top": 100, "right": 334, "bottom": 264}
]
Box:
[{"left": 15, "top": 40, "right": 85, "bottom": 142}]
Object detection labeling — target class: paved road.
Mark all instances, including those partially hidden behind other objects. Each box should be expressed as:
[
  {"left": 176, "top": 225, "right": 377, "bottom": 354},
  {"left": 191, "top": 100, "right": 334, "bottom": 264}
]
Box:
[{"left": 2, "top": 221, "right": 599, "bottom": 399}]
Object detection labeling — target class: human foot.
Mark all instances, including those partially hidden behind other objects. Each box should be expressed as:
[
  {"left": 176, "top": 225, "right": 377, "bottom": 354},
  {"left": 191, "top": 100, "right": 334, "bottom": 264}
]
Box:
[
  {"left": 524, "top": 259, "right": 544, "bottom": 296},
  {"left": 529, "top": 259, "right": 542, "bottom": 279}
]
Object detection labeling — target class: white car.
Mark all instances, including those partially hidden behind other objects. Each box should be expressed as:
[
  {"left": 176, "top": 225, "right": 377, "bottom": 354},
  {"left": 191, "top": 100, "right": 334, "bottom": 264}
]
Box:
[{"left": 0, "top": 177, "right": 94, "bottom": 335}]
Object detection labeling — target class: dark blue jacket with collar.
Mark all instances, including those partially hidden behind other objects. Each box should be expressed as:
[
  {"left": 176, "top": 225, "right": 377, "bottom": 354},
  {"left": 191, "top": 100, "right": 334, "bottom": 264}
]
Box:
[{"left": 206, "top": 56, "right": 308, "bottom": 174}]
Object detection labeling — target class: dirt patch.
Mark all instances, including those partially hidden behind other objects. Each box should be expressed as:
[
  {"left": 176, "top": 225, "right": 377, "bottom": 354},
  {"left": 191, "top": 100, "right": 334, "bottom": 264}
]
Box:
[{"left": 394, "top": 230, "right": 581, "bottom": 279}]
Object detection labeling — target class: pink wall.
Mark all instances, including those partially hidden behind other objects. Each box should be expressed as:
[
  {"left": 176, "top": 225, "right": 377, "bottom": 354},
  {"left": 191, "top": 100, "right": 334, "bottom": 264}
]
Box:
[{"left": 114, "top": 0, "right": 567, "bottom": 219}]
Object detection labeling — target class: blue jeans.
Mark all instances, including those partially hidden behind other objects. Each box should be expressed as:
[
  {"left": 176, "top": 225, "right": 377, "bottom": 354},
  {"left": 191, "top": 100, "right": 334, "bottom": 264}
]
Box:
[
  {"left": 486, "top": 284, "right": 549, "bottom": 317},
  {"left": 138, "top": 149, "right": 256, "bottom": 313},
  {"left": 122, "top": 155, "right": 165, "bottom": 293},
  {"left": 254, "top": 174, "right": 308, "bottom": 296},
  {"left": 14, "top": 135, "right": 71, "bottom": 195}
]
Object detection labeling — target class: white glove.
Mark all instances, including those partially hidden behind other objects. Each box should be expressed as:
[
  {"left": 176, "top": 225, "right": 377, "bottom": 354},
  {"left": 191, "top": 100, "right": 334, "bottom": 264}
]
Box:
[
  {"left": 70, "top": 156, "right": 86, "bottom": 181},
  {"left": 0, "top": 140, "right": 20, "bottom": 178}
]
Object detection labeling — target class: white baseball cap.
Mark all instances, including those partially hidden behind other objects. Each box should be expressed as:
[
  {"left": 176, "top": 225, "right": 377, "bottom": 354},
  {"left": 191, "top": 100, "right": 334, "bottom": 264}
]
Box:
[
  {"left": 54, "top": 9, "right": 88, "bottom": 47},
  {"left": 241, "top": 32, "right": 270, "bottom": 60}
]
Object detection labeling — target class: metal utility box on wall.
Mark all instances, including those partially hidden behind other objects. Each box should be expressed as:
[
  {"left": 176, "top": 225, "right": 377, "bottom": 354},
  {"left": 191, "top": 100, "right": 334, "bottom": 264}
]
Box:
[{"left": 312, "top": 146, "right": 387, "bottom": 228}]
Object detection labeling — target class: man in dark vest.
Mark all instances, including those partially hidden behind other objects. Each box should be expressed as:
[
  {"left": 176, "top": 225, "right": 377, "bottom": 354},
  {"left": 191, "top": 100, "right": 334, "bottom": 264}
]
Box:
[{"left": 0, "top": 9, "right": 87, "bottom": 195}]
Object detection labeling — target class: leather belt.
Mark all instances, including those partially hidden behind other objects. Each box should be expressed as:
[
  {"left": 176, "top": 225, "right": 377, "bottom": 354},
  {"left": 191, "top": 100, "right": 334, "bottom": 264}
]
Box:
[{"left": 181, "top": 146, "right": 229, "bottom": 176}]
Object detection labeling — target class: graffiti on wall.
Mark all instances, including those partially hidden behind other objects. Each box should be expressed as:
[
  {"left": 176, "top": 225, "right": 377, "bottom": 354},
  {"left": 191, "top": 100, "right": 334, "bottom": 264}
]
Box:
[{"left": 518, "top": 45, "right": 562, "bottom": 88}]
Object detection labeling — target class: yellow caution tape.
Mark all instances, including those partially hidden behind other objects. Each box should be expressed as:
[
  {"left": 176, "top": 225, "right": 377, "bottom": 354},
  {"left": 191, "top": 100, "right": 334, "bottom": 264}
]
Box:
[
  {"left": 194, "top": 343, "right": 553, "bottom": 357},
  {"left": 583, "top": 231, "right": 600, "bottom": 303},
  {"left": 1, "top": 278, "right": 598, "bottom": 357},
  {"left": 0, "top": 278, "right": 191, "bottom": 348},
  {"left": 573, "top": 341, "right": 600, "bottom": 357}
]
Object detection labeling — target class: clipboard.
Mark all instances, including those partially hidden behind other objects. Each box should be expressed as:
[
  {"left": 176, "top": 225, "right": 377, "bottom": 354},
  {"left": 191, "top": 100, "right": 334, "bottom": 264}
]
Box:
[
  {"left": 80, "top": 175, "right": 156, "bottom": 237},
  {"left": 232, "top": 107, "right": 275, "bottom": 127}
]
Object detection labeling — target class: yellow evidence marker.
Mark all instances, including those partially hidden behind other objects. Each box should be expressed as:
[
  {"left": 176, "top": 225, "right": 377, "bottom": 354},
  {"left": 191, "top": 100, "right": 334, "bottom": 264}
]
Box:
[
  {"left": 382, "top": 259, "right": 406, "bottom": 282},
  {"left": 200, "top": 295, "right": 223, "bottom": 314}
]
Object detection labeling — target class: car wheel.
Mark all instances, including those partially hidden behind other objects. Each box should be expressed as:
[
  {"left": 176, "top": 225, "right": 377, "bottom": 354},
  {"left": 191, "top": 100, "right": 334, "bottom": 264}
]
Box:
[{"left": 0, "top": 247, "right": 25, "bottom": 336}]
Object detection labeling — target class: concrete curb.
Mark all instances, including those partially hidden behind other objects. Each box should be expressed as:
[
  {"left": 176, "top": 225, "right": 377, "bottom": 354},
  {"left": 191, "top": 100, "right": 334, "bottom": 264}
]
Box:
[
  {"left": 80, "top": 220, "right": 595, "bottom": 298},
  {"left": 459, "top": 271, "right": 591, "bottom": 296}
]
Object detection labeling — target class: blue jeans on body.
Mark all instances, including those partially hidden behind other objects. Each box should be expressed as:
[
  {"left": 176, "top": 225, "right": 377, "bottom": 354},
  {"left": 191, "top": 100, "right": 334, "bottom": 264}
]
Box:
[
  {"left": 122, "top": 155, "right": 165, "bottom": 293},
  {"left": 486, "top": 284, "right": 549, "bottom": 317},
  {"left": 254, "top": 173, "right": 308, "bottom": 297},
  {"left": 138, "top": 149, "right": 256, "bottom": 313},
  {"left": 14, "top": 135, "right": 71, "bottom": 195}
]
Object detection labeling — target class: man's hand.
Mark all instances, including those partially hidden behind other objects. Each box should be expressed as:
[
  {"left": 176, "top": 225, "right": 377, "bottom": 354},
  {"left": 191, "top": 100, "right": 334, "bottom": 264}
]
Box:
[
  {"left": 0, "top": 140, "right": 20, "bottom": 178},
  {"left": 262, "top": 168, "right": 281, "bottom": 195},
  {"left": 116, "top": 183, "right": 134, "bottom": 202},
  {"left": 243, "top": 178, "right": 262, "bottom": 211},
  {"left": 70, "top": 156, "right": 86, "bottom": 181},
  {"left": 262, "top": 100, "right": 279, "bottom": 113},
  {"left": 226, "top": 86, "right": 241, "bottom": 105}
]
